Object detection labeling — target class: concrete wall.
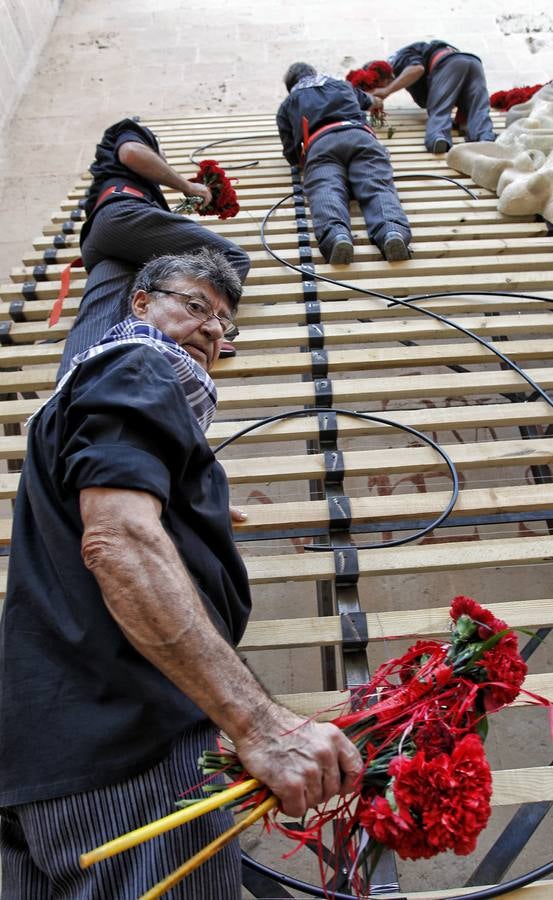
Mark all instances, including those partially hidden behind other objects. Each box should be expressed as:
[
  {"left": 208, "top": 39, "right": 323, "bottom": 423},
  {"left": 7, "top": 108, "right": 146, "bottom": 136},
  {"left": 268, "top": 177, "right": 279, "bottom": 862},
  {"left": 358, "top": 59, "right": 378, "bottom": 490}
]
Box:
[{"left": 0, "top": 0, "right": 61, "bottom": 128}]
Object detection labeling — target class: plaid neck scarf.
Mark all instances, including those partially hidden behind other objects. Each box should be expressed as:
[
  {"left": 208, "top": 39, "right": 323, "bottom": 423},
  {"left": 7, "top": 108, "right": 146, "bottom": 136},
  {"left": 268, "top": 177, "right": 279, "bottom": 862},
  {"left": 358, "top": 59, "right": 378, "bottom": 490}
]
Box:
[{"left": 56, "top": 316, "right": 218, "bottom": 432}]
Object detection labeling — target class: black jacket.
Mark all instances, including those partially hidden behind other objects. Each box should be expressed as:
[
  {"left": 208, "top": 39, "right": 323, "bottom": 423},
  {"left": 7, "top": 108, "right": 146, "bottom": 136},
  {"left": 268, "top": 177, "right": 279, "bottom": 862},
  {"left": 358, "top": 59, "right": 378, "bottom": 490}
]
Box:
[{"left": 276, "top": 75, "right": 374, "bottom": 166}]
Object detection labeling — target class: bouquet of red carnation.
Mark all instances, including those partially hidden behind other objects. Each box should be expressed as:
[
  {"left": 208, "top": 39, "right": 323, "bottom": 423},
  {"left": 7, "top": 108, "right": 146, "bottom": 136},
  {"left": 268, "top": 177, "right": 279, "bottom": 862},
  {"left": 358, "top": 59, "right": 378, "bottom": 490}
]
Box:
[
  {"left": 346, "top": 61, "right": 393, "bottom": 93},
  {"left": 490, "top": 84, "right": 544, "bottom": 111},
  {"left": 173, "top": 159, "right": 240, "bottom": 220},
  {"left": 80, "top": 597, "right": 550, "bottom": 899},
  {"left": 346, "top": 61, "right": 393, "bottom": 129}
]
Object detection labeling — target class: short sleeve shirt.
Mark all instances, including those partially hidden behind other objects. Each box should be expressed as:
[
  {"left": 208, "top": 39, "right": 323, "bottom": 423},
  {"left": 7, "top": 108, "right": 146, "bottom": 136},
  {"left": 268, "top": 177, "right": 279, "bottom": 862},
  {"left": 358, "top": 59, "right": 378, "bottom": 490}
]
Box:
[
  {"left": 80, "top": 119, "right": 171, "bottom": 244},
  {"left": 0, "top": 345, "right": 251, "bottom": 806}
]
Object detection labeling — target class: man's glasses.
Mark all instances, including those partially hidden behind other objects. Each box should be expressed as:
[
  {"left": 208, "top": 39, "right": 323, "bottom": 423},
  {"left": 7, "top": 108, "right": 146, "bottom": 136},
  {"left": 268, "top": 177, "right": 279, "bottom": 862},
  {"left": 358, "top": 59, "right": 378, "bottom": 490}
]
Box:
[{"left": 150, "top": 287, "right": 239, "bottom": 341}]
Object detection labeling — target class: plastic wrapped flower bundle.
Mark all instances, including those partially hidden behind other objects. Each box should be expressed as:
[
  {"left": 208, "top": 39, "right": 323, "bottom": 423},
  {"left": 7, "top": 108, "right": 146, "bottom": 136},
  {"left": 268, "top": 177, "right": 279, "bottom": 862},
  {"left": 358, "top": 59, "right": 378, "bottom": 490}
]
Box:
[
  {"left": 80, "top": 596, "right": 551, "bottom": 899},
  {"left": 173, "top": 159, "right": 240, "bottom": 219}
]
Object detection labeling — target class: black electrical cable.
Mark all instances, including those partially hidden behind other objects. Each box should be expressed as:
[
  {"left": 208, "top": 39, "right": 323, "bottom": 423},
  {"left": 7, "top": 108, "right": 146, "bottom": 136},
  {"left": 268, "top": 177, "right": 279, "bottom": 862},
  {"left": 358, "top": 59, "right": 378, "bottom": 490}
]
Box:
[
  {"left": 241, "top": 850, "right": 553, "bottom": 900},
  {"left": 214, "top": 407, "right": 459, "bottom": 551},
  {"left": 394, "top": 172, "right": 479, "bottom": 199},
  {"left": 189, "top": 134, "right": 267, "bottom": 168},
  {"left": 260, "top": 196, "right": 553, "bottom": 411}
]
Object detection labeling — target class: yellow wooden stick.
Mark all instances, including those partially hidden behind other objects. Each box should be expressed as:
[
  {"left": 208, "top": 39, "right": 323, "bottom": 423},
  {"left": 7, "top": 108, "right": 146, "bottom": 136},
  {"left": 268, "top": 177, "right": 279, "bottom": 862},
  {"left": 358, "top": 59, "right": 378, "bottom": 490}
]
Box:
[
  {"left": 139, "top": 795, "right": 278, "bottom": 900},
  {"left": 80, "top": 777, "right": 261, "bottom": 869}
]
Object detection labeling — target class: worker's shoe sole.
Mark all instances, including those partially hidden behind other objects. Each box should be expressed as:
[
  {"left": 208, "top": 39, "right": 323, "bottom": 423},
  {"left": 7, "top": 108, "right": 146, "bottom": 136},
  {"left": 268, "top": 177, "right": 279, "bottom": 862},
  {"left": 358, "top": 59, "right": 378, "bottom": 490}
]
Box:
[
  {"left": 432, "top": 138, "right": 451, "bottom": 154},
  {"left": 329, "top": 234, "right": 354, "bottom": 264},
  {"left": 382, "top": 231, "right": 410, "bottom": 262}
]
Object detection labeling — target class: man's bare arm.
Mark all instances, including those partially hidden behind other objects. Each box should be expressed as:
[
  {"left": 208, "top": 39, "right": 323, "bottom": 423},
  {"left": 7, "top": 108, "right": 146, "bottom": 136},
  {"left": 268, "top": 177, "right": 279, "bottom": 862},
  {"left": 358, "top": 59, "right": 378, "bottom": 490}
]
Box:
[
  {"left": 371, "top": 63, "right": 425, "bottom": 99},
  {"left": 118, "top": 141, "right": 212, "bottom": 205},
  {"left": 80, "top": 486, "right": 362, "bottom": 817}
]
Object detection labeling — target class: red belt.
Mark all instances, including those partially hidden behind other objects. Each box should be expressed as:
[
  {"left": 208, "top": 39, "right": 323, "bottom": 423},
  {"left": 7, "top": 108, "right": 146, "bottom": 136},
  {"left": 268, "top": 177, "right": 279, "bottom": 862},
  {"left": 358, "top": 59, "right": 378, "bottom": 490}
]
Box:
[
  {"left": 94, "top": 184, "right": 146, "bottom": 209},
  {"left": 303, "top": 120, "right": 376, "bottom": 157},
  {"left": 428, "top": 47, "right": 456, "bottom": 74}
]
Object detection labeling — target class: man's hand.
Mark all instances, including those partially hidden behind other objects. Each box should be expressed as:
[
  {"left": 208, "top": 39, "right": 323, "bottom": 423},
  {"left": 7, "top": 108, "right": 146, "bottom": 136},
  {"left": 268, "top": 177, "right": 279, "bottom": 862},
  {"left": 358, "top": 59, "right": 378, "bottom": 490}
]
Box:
[
  {"left": 230, "top": 505, "right": 247, "bottom": 523},
  {"left": 183, "top": 181, "right": 212, "bottom": 207},
  {"left": 369, "top": 96, "right": 384, "bottom": 109},
  {"left": 233, "top": 702, "right": 363, "bottom": 818},
  {"left": 371, "top": 88, "right": 388, "bottom": 100}
]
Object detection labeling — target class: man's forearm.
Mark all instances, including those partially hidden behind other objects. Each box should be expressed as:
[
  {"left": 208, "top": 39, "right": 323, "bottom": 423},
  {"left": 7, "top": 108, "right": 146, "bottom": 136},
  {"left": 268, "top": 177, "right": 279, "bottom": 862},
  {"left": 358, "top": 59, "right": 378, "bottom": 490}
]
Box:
[
  {"left": 80, "top": 487, "right": 272, "bottom": 744},
  {"left": 118, "top": 142, "right": 202, "bottom": 197},
  {"left": 379, "top": 64, "right": 425, "bottom": 97}
]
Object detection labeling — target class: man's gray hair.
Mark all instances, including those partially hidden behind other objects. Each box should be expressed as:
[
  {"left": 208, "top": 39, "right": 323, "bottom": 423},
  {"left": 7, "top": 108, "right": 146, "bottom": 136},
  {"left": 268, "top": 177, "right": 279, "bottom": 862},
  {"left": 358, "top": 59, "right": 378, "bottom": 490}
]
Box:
[
  {"left": 131, "top": 248, "right": 242, "bottom": 310},
  {"left": 284, "top": 62, "right": 317, "bottom": 93}
]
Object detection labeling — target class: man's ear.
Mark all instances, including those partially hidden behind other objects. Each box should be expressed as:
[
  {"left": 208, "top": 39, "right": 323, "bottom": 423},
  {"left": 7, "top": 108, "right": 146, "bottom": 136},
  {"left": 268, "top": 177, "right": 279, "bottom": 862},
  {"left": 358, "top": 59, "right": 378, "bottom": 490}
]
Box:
[{"left": 131, "top": 289, "right": 151, "bottom": 319}]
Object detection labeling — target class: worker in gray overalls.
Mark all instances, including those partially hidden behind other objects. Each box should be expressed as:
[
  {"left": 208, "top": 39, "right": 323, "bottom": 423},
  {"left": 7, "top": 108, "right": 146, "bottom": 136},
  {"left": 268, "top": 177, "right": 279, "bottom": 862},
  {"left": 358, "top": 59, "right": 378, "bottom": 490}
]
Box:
[{"left": 368, "top": 41, "right": 496, "bottom": 154}]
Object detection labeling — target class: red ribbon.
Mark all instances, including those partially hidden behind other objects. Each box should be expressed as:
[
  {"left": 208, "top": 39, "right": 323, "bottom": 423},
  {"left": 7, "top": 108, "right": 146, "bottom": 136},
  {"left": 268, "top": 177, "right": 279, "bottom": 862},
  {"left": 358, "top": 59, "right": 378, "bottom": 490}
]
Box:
[{"left": 48, "top": 256, "right": 83, "bottom": 327}]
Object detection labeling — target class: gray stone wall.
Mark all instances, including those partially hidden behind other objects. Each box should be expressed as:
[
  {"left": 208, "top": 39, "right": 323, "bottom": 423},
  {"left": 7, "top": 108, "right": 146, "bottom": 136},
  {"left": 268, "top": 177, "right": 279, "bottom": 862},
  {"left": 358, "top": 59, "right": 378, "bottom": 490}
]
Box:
[{"left": 0, "top": 0, "right": 61, "bottom": 127}]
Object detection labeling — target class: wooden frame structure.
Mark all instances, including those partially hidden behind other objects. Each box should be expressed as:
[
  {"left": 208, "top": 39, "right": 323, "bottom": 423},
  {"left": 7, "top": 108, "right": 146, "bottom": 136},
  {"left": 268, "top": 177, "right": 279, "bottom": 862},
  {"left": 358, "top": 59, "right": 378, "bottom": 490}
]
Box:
[{"left": 2, "top": 107, "right": 553, "bottom": 898}]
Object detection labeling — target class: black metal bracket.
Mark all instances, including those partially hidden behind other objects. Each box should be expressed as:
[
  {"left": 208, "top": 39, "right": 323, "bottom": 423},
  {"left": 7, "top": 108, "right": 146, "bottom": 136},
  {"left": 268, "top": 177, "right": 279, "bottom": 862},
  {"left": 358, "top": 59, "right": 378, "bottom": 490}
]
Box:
[
  {"left": 318, "top": 410, "right": 338, "bottom": 447},
  {"left": 61, "top": 222, "right": 75, "bottom": 234},
  {"left": 311, "top": 349, "right": 328, "bottom": 378},
  {"left": 328, "top": 495, "right": 352, "bottom": 531},
  {"left": 305, "top": 300, "right": 321, "bottom": 324},
  {"left": 9, "top": 301, "right": 25, "bottom": 323},
  {"left": 70, "top": 209, "right": 83, "bottom": 221},
  {"left": 307, "top": 323, "right": 325, "bottom": 348},
  {"left": 324, "top": 449, "right": 345, "bottom": 484},
  {"left": 44, "top": 248, "right": 58, "bottom": 262},
  {"left": 340, "top": 611, "right": 369, "bottom": 652},
  {"left": 0, "top": 322, "right": 13, "bottom": 345},
  {"left": 298, "top": 245, "right": 313, "bottom": 263},
  {"left": 314, "top": 378, "right": 333, "bottom": 406},
  {"left": 333, "top": 547, "right": 359, "bottom": 585},
  {"left": 21, "top": 282, "right": 36, "bottom": 301},
  {"left": 303, "top": 280, "right": 318, "bottom": 302},
  {"left": 32, "top": 265, "right": 48, "bottom": 281}
]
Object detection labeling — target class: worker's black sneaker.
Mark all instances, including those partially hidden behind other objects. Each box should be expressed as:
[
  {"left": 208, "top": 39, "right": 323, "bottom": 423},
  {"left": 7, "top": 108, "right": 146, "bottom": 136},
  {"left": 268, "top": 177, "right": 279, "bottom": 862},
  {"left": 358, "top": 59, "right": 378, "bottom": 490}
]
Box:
[
  {"left": 382, "top": 231, "right": 410, "bottom": 262},
  {"left": 329, "top": 234, "right": 354, "bottom": 264},
  {"left": 432, "top": 138, "right": 451, "bottom": 154}
]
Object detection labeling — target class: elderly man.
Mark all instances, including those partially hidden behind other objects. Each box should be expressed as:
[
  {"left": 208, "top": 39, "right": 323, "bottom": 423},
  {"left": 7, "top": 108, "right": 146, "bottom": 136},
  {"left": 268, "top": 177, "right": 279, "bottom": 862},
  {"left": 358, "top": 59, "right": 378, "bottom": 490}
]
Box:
[
  {"left": 0, "top": 249, "right": 362, "bottom": 899},
  {"left": 276, "top": 62, "right": 412, "bottom": 264},
  {"left": 57, "top": 118, "right": 250, "bottom": 379},
  {"left": 369, "top": 41, "right": 496, "bottom": 154}
]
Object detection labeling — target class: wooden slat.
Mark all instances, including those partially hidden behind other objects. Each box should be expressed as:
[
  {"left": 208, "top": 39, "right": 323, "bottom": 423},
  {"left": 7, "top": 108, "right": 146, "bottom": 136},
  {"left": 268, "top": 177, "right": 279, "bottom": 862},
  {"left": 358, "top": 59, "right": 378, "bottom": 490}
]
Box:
[
  {"left": 233, "top": 484, "right": 553, "bottom": 532},
  {"left": 244, "top": 536, "right": 553, "bottom": 585},
  {"left": 241, "top": 599, "right": 553, "bottom": 649},
  {"left": 224, "top": 438, "right": 553, "bottom": 483}
]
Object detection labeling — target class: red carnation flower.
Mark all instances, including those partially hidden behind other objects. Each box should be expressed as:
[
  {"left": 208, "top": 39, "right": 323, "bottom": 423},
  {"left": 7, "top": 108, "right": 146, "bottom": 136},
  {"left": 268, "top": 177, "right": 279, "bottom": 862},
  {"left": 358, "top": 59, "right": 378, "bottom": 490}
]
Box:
[
  {"left": 479, "top": 646, "right": 527, "bottom": 710},
  {"left": 346, "top": 61, "right": 393, "bottom": 93},
  {"left": 490, "top": 84, "right": 544, "bottom": 111},
  {"left": 359, "top": 735, "right": 492, "bottom": 860},
  {"left": 182, "top": 159, "right": 240, "bottom": 220}
]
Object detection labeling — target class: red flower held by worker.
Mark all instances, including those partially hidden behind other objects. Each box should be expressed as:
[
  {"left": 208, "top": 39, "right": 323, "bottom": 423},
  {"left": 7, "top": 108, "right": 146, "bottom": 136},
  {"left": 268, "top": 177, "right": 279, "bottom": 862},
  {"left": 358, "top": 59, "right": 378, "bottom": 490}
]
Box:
[
  {"left": 358, "top": 734, "right": 492, "bottom": 859},
  {"left": 346, "top": 61, "right": 393, "bottom": 92},
  {"left": 174, "top": 159, "right": 240, "bottom": 219}
]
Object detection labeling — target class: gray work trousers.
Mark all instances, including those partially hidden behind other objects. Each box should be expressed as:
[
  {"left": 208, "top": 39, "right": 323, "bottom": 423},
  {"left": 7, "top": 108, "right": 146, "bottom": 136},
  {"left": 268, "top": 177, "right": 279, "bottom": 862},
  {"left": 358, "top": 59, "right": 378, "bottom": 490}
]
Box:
[
  {"left": 0, "top": 725, "right": 241, "bottom": 900},
  {"left": 57, "top": 198, "right": 250, "bottom": 380},
  {"left": 302, "top": 128, "right": 411, "bottom": 261},
  {"left": 426, "top": 53, "right": 496, "bottom": 150}
]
